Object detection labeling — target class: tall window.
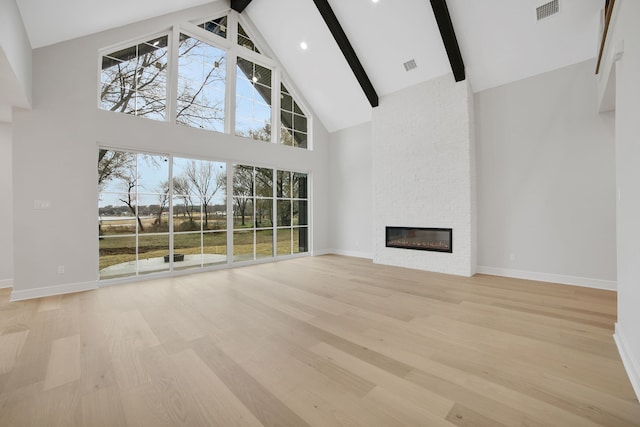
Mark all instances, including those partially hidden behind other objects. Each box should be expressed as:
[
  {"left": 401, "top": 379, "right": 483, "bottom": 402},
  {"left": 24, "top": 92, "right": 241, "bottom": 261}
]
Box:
[
  {"left": 235, "top": 58, "right": 272, "bottom": 141},
  {"left": 98, "top": 150, "right": 170, "bottom": 279},
  {"left": 277, "top": 171, "right": 309, "bottom": 255},
  {"left": 172, "top": 158, "right": 227, "bottom": 270},
  {"left": 233, "top": 165, "right": 274, "bottom": 261},
  {"left": 100, "top": 35, "right": 169, "bottom": 120},
  {"left": 177, "top": 33, "right": 227, "bottom": 131}
]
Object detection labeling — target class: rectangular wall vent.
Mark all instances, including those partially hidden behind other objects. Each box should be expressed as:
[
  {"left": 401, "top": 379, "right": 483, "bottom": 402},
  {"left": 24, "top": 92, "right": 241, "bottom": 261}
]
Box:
[
  {"left": 403, "top": 59, "right": 417, "bottom": 72},
  {"left": 537, "top": 0, "right": 559, "bottom": 21}
]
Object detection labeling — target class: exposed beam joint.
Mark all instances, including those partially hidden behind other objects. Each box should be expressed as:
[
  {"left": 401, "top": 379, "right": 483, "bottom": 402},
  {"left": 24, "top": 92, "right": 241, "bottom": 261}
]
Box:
[
  {"left": 312, "top": 0, "right": 379, "bottom": 108},
  {"left": 430, "top": 0, "right": 465, "bottom": 82},
  {"left": 231, "top": 0, "right": 253, "bottom": 13}
]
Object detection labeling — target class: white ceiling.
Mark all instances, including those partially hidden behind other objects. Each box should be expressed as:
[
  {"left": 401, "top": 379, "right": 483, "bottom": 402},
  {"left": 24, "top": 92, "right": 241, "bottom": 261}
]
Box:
[{"left": 9, "top": 0, "right": 605, "bottom": 131}]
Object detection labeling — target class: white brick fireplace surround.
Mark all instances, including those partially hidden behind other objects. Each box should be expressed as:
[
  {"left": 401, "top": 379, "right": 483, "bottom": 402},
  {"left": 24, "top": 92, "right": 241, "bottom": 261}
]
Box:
[{"left": 372, "top": 74, "right": 476, "bottom": 276}]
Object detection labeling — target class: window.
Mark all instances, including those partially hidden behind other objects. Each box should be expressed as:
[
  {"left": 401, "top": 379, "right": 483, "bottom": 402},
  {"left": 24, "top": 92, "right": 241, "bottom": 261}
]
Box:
[
  {"left": 236, "top": 57, "right": 272, "bottom": 141},
  {"left": 98, "top": 13, "right": 311, "bottom": 149},
  {"left": 177, "top": 33, "right": 227, "bottom": 131},
  {"left": 237, "top": 23, "right": 260, "bottom": 53},
  {"left": 280, "top": 84, "right": 308, "bottom": 149},
  {"left": 173, "top": 158, "right": 227, "bottom": 270},
  {"left": 233, "top": 165, "right": 274, "bottom": 261},
  {"left": 99, "top": 149, "right": 309, "bottom": 280},
  {"left": 98, "top": 150, "right": 170, "bottom": 279},
  {"left": 199, "top": 16, "right": 228, "bottom": 39},
  {"left": 277, "top": 171, "right": 309, "bottom": 255},
  {"left": 100, "top": 35, "right": 169, "bottom": 120}
]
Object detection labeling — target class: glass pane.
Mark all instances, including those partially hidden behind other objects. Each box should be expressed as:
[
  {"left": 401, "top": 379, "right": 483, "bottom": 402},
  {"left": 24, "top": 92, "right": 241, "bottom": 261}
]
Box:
[
  {"left": 281, "top": 127, "right": 294, "bottom": 147},
  {"left": 99, "top": 236, "right": 137, "bottom": 279},
  {"left": 277, "top": 228, "right": 291, "bottom": 256},
  {"left": 255, "top": 198, "right": 273, "bottom": 228},
  {"left": 277, "top": 200, "right": 291, "bottom": 227},
  {"left": 293, "top": 131, "right": 308, "bottom": 149},
  {"left": 173, "top": 192, "right": 201, "bottom": 232},
  {"left": 255, "top": 168, "right": 273, "bottom": 197},
  {"left": 99, "top": 193, "right": 138, "bottom": 235},
  {"left": 277, "top": 171, "right": 291, "bottom": 198},
  {"left": 233, "top": 164, "right": 254, "bottom": 196},
  {"left": 234, "top": 197, "right": 254, "bottom": 228},
  {"left": 294, "top": 227, "right": 309, "bottom": 254},
  {"left": 200, "top": 16, "right": 227, "bottom": 38},
  {"left": 137, "top": 153, "right": 169, "bottom": 194},
  {"left": 293, "top": 200, "right": 307, "bottom": 226},
  {"left": 137, "top": 194, "right": 169, "bottom": 234},
  {"left": 294, "top": 114, "right": 307, "bottom": 133},
  {"left": 237, "top": 23, "right": 260, "bottom": 53},
  {"left": 203, "top": 232, "right": 227, "bottom": 266},
  {"left": 256, "top": 229, "right": 273, "bottom": 259},
  {"left": 236, "top": 57, "right": 272, "bottom": 140},
  {"left": 205, "top": 191, "right": 227, "bottom": 231},
  {"left": 177, "top": 35, "right": 226, "bottom": 131},
  {"left": 138, "top": 234, "right": 170, "bottom": 275},
  {"left": 233, "top": 230, "right": 254, "bottom": 262},
  {"left": 293, "top": 172, "right": 308, "bottom": 198},
  {"left": 173, "top": 232, "right": 202, "bottom": 271}
]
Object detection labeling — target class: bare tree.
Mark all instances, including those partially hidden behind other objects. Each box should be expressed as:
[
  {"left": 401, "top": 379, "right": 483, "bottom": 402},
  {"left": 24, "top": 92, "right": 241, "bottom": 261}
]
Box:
[
  {"left": 184, "top": 160, "right": 225, "bottom": 229},
  {"left": 154, "top": 181, "right": 170, "bottom": 228},
  {"left": 118, "top": 170, "right": 145, "bottom": 232},
  {"left": 173, "top": 176, "right": 195, "bottom": 227},
  {"left": 100, "top": 35, "right": 226, "bottom": 127},
  {"left": 98, "top": 149, "right": 135, "bottom": 187},
  {"left": 233, "top": 165, "right": 254, "bottom": 226}
]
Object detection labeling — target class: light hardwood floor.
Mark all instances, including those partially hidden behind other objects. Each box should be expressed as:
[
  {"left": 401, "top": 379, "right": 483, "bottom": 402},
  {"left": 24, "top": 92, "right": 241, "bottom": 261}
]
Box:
[{"left": 1, "top": 255, "right": 638, "bottom": 426}]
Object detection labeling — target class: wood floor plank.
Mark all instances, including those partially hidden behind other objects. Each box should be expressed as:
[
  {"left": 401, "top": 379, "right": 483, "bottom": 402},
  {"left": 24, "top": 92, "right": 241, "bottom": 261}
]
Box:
[
  {"left": 0, "top": 255, "right": 637, "bottom": 426},
  {"left": 44, "top": 334, "right": 81, "bottom": 391}
]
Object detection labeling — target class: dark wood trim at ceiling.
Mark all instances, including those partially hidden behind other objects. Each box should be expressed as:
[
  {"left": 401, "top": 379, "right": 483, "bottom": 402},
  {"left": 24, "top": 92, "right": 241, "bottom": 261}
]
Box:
[
  {"left": 595, "top": 0, "right": 616, "bottom": 74},
  {"left": 230, "top": 0, "right": 253, "bottom": 13},
  {"left": 430, "top": 0, "right": 465, "bottom": 82},
  {"left": 312, "top": 0, "right": 379, "bottom": 108}
]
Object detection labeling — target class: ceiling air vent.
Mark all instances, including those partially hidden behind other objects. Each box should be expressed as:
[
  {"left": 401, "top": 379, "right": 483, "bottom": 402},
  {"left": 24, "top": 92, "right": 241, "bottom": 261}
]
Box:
[
  {"left": 403, "top": 59, "right": 417, "bottom": 72},
  {"left": 536, "top": 0, "right": 559, "bottom": 21}
]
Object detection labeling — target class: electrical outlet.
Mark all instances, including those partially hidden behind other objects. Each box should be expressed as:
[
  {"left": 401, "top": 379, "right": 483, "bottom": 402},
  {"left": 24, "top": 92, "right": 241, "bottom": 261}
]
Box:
[
  {"left": 509, "top": 253, "right": 516, "bottom": 261},
  {"left": 57, "top": 265, "right": 65, "bottom": 274}
]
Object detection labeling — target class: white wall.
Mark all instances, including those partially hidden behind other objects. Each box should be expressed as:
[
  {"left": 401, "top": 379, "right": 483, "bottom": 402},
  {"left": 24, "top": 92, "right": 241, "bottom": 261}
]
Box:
[
  {"left": 0, "top": 123, "right": 13, "bottom": 287},
  {"left": 10, "top": 3, "right": 331, "bottom": 299},
  {"left": 372, "top": 74, "right": 475, "bottom": 276},
  {"left": 598, "top": 0, "right": 640, "bottom": 400},
  {"left": 328, "top": 122, "right": 373, "bottom": 258},
  {"left": 475, "top": 59, "right": 616, "bottom": 289},
  {"left": 0, "top": 0, "right": 32, "bottom": 111}
]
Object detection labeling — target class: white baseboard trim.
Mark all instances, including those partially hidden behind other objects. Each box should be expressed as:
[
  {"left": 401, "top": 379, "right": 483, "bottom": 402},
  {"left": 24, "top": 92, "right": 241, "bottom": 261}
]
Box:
[
  {"left": 614, "top": 323, "right": 640, "bottom": 402},
  {"left": 10, "top": 280, "right": 98, "bottom": 302},
  {"left": 0, "top": 278, "right": 13, "bottom": 289},
  {"left": 476, "top": 266, "right": 616, "bottom": 291},
  {"left": 318, "top": 249, "right": 373, "bottom": 260}
]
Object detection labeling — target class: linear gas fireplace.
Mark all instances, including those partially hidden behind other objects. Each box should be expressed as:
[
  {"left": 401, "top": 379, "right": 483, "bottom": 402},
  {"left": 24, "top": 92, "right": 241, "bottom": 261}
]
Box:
[{"left": 385, "top": 227, "right": 452, "bottom": 253}]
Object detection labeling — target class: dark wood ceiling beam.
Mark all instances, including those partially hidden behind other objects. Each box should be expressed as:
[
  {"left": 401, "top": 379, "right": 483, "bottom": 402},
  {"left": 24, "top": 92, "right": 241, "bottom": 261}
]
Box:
[
  {"left": 231, "top": 0, "right": 253, "bottom": 13},
  {"left": 430, "top": 0, "right": 465, "bottom": 82},
  {"left": 312, "top": 0, "right": 379, "bottom": 107}
]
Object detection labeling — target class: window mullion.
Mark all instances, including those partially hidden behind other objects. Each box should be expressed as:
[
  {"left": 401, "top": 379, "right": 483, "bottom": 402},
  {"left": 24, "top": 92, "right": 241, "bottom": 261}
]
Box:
[{"left": 168, "top": 26, "right": 180, "bottom": 124}]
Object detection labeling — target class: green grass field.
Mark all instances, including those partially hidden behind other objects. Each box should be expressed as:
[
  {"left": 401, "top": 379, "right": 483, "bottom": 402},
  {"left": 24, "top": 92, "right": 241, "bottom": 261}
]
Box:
[{"left": 99, "top": 219, "right": 305, "bottom": 270}]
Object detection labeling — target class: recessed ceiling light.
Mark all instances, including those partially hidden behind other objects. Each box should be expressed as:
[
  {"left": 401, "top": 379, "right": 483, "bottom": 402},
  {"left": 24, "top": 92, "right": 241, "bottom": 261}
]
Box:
[
  {"left": 372, "top": 0, "right": 379, "bottom": 3},
  {"left": 300, "top": 41, "right": 308, "bottom": 50}
]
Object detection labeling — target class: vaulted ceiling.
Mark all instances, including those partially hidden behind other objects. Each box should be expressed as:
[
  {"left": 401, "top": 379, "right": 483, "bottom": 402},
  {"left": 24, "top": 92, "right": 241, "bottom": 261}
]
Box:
[{"left": 9, "top": 0, "right": 605, "bottom": 131}]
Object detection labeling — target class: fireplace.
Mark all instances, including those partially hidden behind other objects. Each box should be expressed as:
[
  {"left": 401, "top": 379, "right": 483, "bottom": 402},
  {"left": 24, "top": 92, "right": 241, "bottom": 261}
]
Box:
[{"left": 385, "top": 227, "right": 452, "bottom": 253}]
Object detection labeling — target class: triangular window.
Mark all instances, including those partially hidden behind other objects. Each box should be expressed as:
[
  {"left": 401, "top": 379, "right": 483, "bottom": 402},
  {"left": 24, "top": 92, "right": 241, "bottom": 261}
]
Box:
[
  {"left": 237, "top": 23, "right": 261, "bottom": 54},
  {"left": 198, "top": 16, "right": 228, "bottom": 39}
]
